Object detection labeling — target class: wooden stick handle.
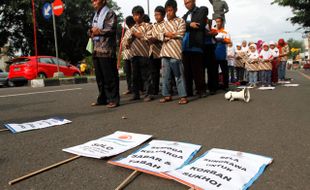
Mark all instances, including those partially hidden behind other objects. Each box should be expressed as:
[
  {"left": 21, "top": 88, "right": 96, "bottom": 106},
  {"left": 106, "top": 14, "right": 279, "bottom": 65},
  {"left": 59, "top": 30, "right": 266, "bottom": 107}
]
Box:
[
  {"left": 0, "top": 129, "right": 9, "bottom": 132},
  {"left": 115, "top": 170, "right": 141, "bottom": 190},
  {"left": 9, "top": 155, "right": 81, "bottom": 185}
]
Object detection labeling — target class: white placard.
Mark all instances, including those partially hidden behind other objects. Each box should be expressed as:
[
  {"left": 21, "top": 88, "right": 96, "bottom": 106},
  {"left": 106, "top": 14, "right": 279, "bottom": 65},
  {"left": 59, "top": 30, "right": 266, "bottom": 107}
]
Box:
[
  {"left": 237, "top": 86, "right": 254, "bottom": 89},
  {"left": 4, "top": 117, "right": 72, "bottom": 133},
  {"left": 62, "top": 131, "right": 152, "bottom": 159},
  {"left": 277, "top": 81, "right": 291, "bottom": 84},
  {"left": 282, "top": 84, "right": 300, "bottom": 87},
  {"left": 258, "top": 86, "right": 275, "bottom": 90},
  {"left": 109, "top": 140, "right": 201, "bottom": 178},
  {"left": 166, "top": 148, "right": 273, "bottom": 190}
]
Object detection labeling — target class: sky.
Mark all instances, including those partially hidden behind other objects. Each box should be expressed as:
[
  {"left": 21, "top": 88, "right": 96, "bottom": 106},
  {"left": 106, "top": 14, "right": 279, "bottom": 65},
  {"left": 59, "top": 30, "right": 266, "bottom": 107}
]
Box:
[{"left": 115, "top": 0, "right": 304, "bottom": 43}]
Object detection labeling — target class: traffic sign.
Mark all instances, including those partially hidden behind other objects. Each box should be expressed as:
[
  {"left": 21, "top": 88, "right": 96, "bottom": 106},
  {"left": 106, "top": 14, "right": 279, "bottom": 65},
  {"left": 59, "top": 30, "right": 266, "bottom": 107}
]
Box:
[
  {"left": 42, "top": 3, "right": 52, "bottom": 20},
  {"left": 52, "top": 0, "right": 64, "bottom": 16}
]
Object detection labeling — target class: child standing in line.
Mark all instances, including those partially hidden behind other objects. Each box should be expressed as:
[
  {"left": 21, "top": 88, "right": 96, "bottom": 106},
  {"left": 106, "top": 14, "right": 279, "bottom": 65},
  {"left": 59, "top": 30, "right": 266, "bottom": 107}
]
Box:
[
  {"left": 227, "top": 42, "right": 236, "bottom": 83},
  {"left": 269, "top": 41, "right": 279, "bottom": 85},
  {"left": 144, "top": 6, "right": 166, "bottom": 102},
  {"left": 259, "top": 43, "right": 273, "bottom": 87},
  {"left": 126, "top": 6, "right": 150, "bottom": 100},
  {"left": 235, "top": 43, "right": 246, "bottom": 83},
  {"left": 246, "top": 44, "right": 260, "bottom": 87},
  {"left": 158, "top": 0, "right": 188, "bottom": 105},
  {"left": 122, "top": 16, "right": 135, "bottom": 95}
]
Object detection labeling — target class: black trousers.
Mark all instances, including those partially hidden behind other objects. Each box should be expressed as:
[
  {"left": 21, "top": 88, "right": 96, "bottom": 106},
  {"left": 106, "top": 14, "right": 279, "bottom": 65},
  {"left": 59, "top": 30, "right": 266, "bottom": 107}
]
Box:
[
  {"left": 204, "top": 44, "right": 218, "bottom": 92},
  {"left": 131, "top": 56, "right": 149, "bottom": 98},
  {"left": 183, "top": 52, "right": 206, "bottom": 96},
  {"left": 146, "top": 56, "right": 161, "bottom": 96},
  {"left": 124, "top": 59, "right": 132, "bottom": 91},
  {"left": 93, "top": 57, "right": 120, "bottom": 105},
  {"left": 218, "top": 60, "right": 229, "bottom": 89}
]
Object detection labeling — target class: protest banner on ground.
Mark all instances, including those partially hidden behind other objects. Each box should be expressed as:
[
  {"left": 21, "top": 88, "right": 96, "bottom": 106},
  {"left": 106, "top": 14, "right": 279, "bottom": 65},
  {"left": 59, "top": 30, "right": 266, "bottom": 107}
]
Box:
[
  {"left": 165, "top": 148, "right": 273, "bottom": 190},
  {"left": 62, "top": 131, "right": 152, "bottom": 159},
  {"left": 4, "top": 117, "right": 72, "bottom": 133},
  {"left": 109, "top": 140, "right": 201, "bottom": 178}
]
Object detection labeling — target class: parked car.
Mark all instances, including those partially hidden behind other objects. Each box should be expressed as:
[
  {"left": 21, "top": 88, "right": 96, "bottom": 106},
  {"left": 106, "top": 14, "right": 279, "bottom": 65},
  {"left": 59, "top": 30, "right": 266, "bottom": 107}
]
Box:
[{"left": 8, "top": 56, "right": 81, "bottom": 83}]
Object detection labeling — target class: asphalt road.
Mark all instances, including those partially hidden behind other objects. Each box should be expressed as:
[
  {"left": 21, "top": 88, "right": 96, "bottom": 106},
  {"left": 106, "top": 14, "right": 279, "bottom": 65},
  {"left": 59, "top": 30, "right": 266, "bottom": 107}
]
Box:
[{"left": 1, "top": 70, "right": 309, "bottom": 190}]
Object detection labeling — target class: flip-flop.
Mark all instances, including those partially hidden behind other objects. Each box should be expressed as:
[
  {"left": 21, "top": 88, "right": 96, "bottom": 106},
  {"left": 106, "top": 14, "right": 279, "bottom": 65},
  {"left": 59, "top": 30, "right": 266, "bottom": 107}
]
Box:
[
  {"left": 178, "top": 98, "right": 188, "bottom": 105},
  {"left": 159, "top": 97, "right": 172, "bottom": 103}
]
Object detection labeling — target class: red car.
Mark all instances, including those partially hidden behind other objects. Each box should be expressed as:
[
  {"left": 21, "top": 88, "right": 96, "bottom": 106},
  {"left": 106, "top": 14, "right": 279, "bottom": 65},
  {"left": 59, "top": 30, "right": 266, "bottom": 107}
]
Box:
[{"left": 8, "top": 56, "right": 81, "bottom": 82}]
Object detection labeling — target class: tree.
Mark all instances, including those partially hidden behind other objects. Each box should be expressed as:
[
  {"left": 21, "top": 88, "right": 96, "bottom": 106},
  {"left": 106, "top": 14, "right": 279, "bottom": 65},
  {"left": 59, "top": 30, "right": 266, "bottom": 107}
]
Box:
[
  {"left": 272, "top": 0, "right": 310, "bottom": 31},
  {"left": 0, "top": 0, "right": 123, "bottom": 64},
  {"left": 286, "top": 38, "right": 305, "bottom": 59}
]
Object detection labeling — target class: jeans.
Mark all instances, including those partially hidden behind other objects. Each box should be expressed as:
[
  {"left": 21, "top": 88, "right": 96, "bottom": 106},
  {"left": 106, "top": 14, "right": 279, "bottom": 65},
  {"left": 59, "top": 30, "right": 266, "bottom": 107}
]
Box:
[
  {"left": 162, "top": 57, "right": 187, "bottom": 98},
  {"left": 278, "top": 61, "right": 287, "bottom": 80},
  {"left": 248, "top": 71, "right": 258, "bottom": 84},
  {"left": 261, "top": 70, "right": 272, "bottom": 85}
]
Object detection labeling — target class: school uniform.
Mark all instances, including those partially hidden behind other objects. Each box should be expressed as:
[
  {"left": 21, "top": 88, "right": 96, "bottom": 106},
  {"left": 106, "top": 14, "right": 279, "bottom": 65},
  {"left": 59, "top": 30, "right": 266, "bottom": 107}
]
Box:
[
  {"left": 145, "top": 21, "right": 165, "bottom": 96},
  {"left": 158, "top": 17, "right": 187, "bottom": 98},
  {"left": 246, "top": 51, "right": 260, "bottom": 85},
  {"left": 122, "top": 29, "right": 133, "bottom": 92},
  {"left": 259, "top": 50, "right": 273, "bottom": 86},
  {"left": 227, "top": 46, "right": 236, "bottom": 83},
  {"left": 127, "top": 22, "right": 151, "bottom": 99},
  {"left": 235, "top": 50, "right": 246, "bottom": 82}
]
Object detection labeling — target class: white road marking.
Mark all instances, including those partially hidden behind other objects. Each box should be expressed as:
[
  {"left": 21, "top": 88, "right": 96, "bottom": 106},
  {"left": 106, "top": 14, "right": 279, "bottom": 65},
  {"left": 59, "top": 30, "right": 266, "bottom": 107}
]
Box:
[{"left": 0, "top": 88, "right": 82, "bottom": 98}]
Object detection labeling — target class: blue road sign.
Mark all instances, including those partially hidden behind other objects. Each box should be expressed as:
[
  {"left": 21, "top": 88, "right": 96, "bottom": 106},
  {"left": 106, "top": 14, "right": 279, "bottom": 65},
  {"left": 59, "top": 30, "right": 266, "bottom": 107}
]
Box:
[{"left": 42, "top": 3, "right": 52, "bottom": 20}]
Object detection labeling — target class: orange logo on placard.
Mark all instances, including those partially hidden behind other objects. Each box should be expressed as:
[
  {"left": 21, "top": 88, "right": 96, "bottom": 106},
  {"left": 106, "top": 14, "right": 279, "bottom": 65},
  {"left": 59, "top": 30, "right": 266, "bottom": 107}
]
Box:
[{"left": 118, "top": 135, "right": 132, "bottom": 140}]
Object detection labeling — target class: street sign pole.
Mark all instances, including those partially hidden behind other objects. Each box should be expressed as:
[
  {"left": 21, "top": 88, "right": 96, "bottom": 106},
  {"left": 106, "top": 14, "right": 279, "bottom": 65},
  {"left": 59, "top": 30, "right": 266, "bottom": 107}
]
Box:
[
  {"left": 52, "top": 11, "right": 60, "bottom": 75},
  {"left": 31, "top": 0, "right": 38, "bottom": 78}
]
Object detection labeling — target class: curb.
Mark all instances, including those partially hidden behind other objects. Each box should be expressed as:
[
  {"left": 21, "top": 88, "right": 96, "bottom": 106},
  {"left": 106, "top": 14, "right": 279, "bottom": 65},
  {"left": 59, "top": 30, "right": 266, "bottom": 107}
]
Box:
[{"left": 30, "top": 76, "right": 126, "bottom": 88}]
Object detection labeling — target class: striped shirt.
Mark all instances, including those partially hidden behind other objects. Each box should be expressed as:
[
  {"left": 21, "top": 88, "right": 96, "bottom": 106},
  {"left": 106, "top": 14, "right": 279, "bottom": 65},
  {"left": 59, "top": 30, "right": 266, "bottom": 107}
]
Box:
[
  {"left": 127, "top": 22, "right": 150, "bottom": 57},
  {"left": 259, "top": 50, "right": 273, "bottom": 70},
  {"left": 158, "top": 17, "right": 186, "bottom": 60},
  {"left": 246, "top": 51, "right": 259, "bottom": 71},
  {"left": 147, "top": 21, "right": 165, "bottom": 58},
  {"left": 279, "top": 45, "right": 289, "bottom": 61},
  {"left": 122, "top": 29, "right": 132, "bottom": 60},
  {"left": 235, "top": 50, "right": 246, "bottom": 68}
]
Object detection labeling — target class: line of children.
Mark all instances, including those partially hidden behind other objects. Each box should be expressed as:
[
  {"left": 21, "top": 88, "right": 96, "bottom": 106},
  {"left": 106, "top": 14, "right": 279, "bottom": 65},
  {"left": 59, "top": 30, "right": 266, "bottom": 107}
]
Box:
[
  {"left": 227, "top": 39, "right": 289, "bottom": 88},
  {"left": 122, "top": 0, "right": 188, "bottom": 105}
]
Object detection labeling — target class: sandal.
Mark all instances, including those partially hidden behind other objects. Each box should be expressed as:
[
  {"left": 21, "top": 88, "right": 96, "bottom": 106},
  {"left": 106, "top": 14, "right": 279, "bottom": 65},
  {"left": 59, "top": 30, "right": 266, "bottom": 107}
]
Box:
[
  {"left": 159, "top": 96, "right": 172, "bottom": 103},
  {"left": 106, "top": 102, "right": 119, "bottom": 108},
  {"left": 178, "top": 97, "right": 188, "bottom": 105}
]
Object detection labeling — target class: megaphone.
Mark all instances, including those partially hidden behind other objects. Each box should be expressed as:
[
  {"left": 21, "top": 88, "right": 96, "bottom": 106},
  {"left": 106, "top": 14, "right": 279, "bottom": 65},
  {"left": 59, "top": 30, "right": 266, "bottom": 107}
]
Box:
[{"left": 224, "top": 88, "right": 250, "bottom": 103}]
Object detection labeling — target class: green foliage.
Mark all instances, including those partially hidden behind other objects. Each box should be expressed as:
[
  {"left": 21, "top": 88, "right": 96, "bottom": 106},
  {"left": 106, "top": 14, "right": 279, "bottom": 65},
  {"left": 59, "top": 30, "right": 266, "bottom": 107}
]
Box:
[
  {"left": 0, "top": 0, "right": 123, "bottom": 64},
  {"left": 287, "top": 38, "right": 305, "bottom": 59},
  {"left": 272, "top": 0, "right": 310, "bottom": 31}
]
